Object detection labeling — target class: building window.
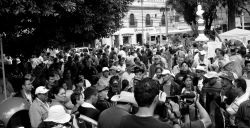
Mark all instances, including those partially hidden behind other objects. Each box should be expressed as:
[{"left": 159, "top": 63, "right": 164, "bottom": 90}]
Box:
[
  {"left": 161, "top": 14, "right": 165, "bottom": 26},
  {"left": 146, "top": 14, "right": 151, "bottom": 26},
  {"left": 129, "top": 14, "right": 135, "bottom": 26}
]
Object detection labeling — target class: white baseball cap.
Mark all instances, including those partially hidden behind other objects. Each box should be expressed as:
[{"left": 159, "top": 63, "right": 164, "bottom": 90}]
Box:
[
  {"left": 102, "top": 67, "right": 109, "bottom": 72},
  {"left": 35, "top": 86, "right": 49, "bottom": 95}
]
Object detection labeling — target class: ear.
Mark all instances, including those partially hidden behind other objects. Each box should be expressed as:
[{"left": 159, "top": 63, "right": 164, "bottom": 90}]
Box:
[{"left": 153, "top": 95, "right": 159, "bottom": 104}]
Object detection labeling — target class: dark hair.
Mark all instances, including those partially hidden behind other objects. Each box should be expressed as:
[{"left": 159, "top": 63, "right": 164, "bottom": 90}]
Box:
[
  {"left": 234, "top": 78, "right": 247, "bottom": 92},
  {"left": 84, "top": 87, "right": 98, "bottom": 100},
  {"left": 109, "top": 76, "right": 120, "bottom": 86},
  {"left": 134, "top": 78, "right": 160, "bottom": 107},
  {"left": 180, "top": 61, "right": 190, "bottom": 68},
  {"left": 183, "top": 74, "right": 193, "bottom": 82},
  {"left": 49, "top": 86, "right": 65, "bottom": 99},
  {"left": 121, "top": 79, "right": 129, "bottom": 91},
  {"left": 46, "top": 72, "right": 55, "bottom": 80},
  {"left": 71, "top": 92, "right": 81, "bottom": 105},
  {"left": 22, "top": 78, "right": 31, "bottom": 85}
]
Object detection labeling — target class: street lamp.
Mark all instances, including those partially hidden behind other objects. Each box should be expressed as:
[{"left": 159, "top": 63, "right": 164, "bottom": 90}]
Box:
[{"left": 195, "top": 4, "right": 209, "bottom": 42}]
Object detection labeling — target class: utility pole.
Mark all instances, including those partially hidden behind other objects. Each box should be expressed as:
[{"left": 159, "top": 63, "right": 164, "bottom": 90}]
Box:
[
  {"left": 165, "top": 1, "right": 168, "bottom": 42},
  {"left": 141, "top": 0, "right": 144, "bottom": 44}
]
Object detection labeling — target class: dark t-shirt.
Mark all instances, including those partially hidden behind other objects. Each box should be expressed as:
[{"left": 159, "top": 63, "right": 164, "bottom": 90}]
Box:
[
  {"left": 98, "top": 107, "right": 130, "bottom": 128},
  {"left": 181, "top": 120, "right": 205, "bottom": 128},
  {"left": 120, "top": 115, "right": 172, "bottom": 128}
]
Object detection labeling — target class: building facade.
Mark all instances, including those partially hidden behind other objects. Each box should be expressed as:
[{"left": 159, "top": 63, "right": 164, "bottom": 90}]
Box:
[{"left": 102, "top": 0, "right": 190, "bottom": 47}]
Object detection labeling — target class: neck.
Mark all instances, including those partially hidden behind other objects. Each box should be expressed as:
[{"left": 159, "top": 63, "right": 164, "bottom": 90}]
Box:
[
  {"left": 116, "top": 104, "right": 129, "bottom": 112},
  {"left": 136, "top": 106, "right": 155, "bottom": 117},
  {"left": 238, "top": 91, "right": 245, "bottom": 97},
  {"left": 85, "top": 99, "right": 92, "bottom": 105},
  {"left": 23, "top": 89, "right": 31, "bottom": 94},
  {"left": 247, "top": 72, "right": 250, "bottom": 79}
]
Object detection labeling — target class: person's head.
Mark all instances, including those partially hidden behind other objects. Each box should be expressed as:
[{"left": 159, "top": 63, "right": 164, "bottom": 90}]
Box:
[
  {"left": 35, "top": 86, "right": 49, "bottom": 102},
  {"left": 180, "top": 61, "right": 189, "bottom": 71},
  {"left": 196, "top": 66, "right": 206, "bottom": 78},
  {"left": 22, "top": 78, "right": 33, "bottom": 92},
  {"left": 49, "top": 86, "right": 66, "bottom": 103},
  {"left": 220, "top": 76, "right": 233, "bottom": 91},
  {"left": 177, "top": 56, "right": 185, "bottom": 65},
  {"left": 134, "top": 78, "right": 160, "bottom": 108},
  {"left": 111, "top": 91, "right": 137, "bottom": 112},
  {"left": 153, "top": 55, "right": 161, "bottom": 64},
  {"left": 121, "top": 79, "right": 129, "bottom": 91},
  {"left": 134, "top": 57, "right": 140, "bottom": 64},
  {"left": 47, "top": 72, "right": 56, "bottom": 84},
  {"left": 233, "top": 78, "right": 247, "bottom": 96},
  {"left": 245, "top": 61, "right": 250, "bottom": 72},
  {"left": 102, "top": 67, "right": 110, "bottom": 78},
  {"left": 215, "top": 48, "right": 224, "bottom": 59},
  {"left": 183, "top": 74, "right": 193, "bottom": 89},
  {"left": 97, "top": 86, "right": 109, "bottom": 100},
  {"left": 84, "top": 87, "right": 98, "bottom": 105},
  {"left": 109, "top": 76, "right": 121, "bottom": 94},
  {"left": 155, "top": 67, "right": 163, "bottom": 78},
  {"left": 70, "top": 92, "right": 84, "bottom": 106}
]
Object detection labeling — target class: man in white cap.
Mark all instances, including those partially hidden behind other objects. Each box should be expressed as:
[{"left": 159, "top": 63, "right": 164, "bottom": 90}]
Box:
[
  {"left": 29, "top": 86, "right": 49, "bottom": 128},
  {"left": 97, "top": 67, "right": 111, "bottom": 88},
  {"left": 98, "top": 91, "right": 137, "bottom": 128}
]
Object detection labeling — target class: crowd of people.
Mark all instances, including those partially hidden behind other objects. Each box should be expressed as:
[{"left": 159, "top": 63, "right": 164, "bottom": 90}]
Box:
[{"left": 1, "top": 39, "right": 250, "bottom": 128}]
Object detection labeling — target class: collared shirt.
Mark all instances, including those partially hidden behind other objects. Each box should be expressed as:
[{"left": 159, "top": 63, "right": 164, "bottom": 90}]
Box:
[
  {"left": 81, "top": 102, "right": 96, "bottom": 109},
  {"left": 29, "top": 98, "right": 49, "bottom": 128}
]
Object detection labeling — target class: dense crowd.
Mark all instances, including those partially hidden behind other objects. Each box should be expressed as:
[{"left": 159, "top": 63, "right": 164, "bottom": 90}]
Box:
[{"left": 1, "top": 39, "right": 250, "bottom": 128}]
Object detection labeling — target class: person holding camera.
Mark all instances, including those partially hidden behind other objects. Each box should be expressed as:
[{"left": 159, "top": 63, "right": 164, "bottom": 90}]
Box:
[{"left": 119, "top": 78, "right": 211, "bottom": 128}]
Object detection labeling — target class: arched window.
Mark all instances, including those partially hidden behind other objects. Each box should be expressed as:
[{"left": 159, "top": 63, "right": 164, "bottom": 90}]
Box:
[
  {"left": 146, "top": 14, "right": 151, "bottom": 26},
  {"left": 161, "top": 14, "right": 165, "bottom": 26},
  {"left": 129, "top": 14, "right": 135, "bottom": 26}
]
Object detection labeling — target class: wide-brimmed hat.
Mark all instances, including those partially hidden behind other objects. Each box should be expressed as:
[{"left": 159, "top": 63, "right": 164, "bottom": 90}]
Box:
[
  {"left": 44, "top": 105, "right": 71, "bottom": 124},
  {"left": 111, "top": 91, "right": 138, "bottom": 107},
  {"left": 196, "top": 66, "right": 207, "bottom": 72},
  {"left": 162, "top": 69, "right": 175, "bottom": 77},
  {"left": 219, "top": 71, "right": 235, "bottom": 81},
  {"left": 204, "top": 71, "right": 219, "bottom": 79}
]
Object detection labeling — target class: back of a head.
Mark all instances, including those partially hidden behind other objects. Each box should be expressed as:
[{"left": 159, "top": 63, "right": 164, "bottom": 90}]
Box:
[
  {"left": 84, "top": 87, "right": 98, "bottom": 100},
  {"left": 134, "top": 78, "right": 160, "bottom": 107}
]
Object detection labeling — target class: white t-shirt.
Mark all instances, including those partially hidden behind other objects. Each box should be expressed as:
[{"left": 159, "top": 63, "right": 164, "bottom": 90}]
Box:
[{"left": 121, "top": 72, "right": 135, "bottom": 88}]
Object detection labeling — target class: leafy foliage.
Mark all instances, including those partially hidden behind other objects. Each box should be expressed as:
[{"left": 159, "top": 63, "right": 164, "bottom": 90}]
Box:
[
  {"left": 168, "top": 0, "right": 250, "bottom": 38},
  {"left": 0, "top": 0, "right": 133, "bottom": 56}
]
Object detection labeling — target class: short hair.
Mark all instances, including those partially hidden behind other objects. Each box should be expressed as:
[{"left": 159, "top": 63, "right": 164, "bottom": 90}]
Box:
[
  {"left": 180, "top": 61, "right": 190, "bottom": 67},
  {"left": 84, "top": 87, "right": 98, "bottom": 100},
  {"left": 49, "top": 86, "right": 65, "bottom": 99},
  {"left": 22, "top": 78, "right": 31, "bottom": 85},
  {"left": 234, "top": 78, "right": 247, "bottom": 92},
  {"left": 134, "top": 78, "right": 160, "bottom": 107},
  {"left": 121, "top": 79, "right": 129, "bottom": 91},
  {"left": 109, "top": 76, "right": 120, "bottom": 85},
  {"left": 71, "top": 92, "right": 81, "bottom": 105}
]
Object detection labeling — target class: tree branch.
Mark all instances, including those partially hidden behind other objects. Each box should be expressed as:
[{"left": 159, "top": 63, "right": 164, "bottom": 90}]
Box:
[{"left": 238, "top": 5, "right": 250, "bottom": 16}]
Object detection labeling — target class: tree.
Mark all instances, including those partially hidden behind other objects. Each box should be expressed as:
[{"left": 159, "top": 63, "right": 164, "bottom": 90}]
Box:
[
  {"left": 0, "top": 0, "right": 133, "bottom": 56},
  {"left": 167, "top": 0, "right": 250, "bottom": 38}
]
